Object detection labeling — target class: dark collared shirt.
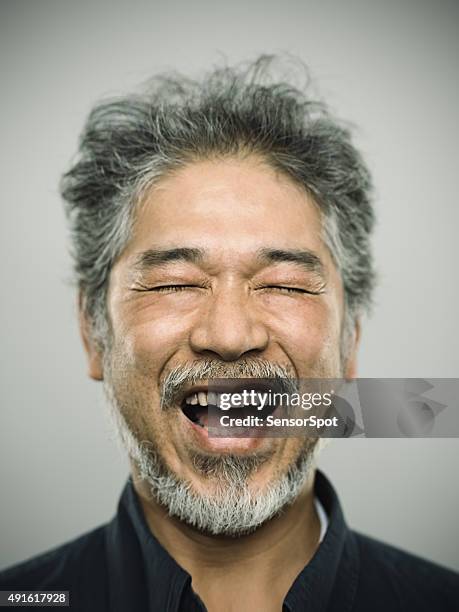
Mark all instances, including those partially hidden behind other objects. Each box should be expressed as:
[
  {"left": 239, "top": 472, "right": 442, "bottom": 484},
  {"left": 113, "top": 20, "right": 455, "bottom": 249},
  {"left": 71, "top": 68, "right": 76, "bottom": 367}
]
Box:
[{"left": 1, "top": 471, "right": 458, "bottom": 611}]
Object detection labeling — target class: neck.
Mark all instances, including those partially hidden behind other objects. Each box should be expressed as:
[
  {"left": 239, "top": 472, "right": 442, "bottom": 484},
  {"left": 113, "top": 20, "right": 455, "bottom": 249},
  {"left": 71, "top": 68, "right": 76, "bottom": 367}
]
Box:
[{"left": 133, "top": 469, "right": 320, "bottom": 611}]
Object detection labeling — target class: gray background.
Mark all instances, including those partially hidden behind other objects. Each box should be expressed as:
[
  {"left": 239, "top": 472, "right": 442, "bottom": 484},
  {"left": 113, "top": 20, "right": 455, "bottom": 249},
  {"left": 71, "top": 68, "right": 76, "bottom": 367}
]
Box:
[{"left": 1, "top": 0, "right": 458, "bottom": 571}]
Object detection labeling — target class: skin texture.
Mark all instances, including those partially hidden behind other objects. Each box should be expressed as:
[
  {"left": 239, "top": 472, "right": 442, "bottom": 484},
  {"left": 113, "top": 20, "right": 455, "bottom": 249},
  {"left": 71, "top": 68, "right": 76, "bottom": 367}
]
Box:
[{"left": 80, "top": 155, "right": 359, "bottom": 611}]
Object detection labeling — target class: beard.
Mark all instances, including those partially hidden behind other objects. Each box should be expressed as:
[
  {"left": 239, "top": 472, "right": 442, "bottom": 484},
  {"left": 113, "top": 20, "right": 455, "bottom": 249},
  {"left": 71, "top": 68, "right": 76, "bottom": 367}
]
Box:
[{"left": 103, "top": 356, "right": 320, "bottom": 536}]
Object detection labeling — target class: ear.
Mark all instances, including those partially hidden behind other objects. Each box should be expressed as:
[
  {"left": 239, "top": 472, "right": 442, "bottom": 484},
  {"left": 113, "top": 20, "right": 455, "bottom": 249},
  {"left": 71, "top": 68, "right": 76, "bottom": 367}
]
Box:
[
  {"left": 343, "top": 318, "right": 361, "bottom": 380},
  {"left": 78, "top": 291, "right": 104, "bottom": 381}
]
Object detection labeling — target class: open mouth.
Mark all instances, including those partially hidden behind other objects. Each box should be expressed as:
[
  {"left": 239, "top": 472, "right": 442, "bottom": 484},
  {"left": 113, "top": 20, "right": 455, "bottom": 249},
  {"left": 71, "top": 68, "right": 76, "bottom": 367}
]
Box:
[
  {"left": 181, "top": 391, "right": 212, "bottom": 428},
  {"left": 180, "top": 388, "right": 278, "bottom": 429}
]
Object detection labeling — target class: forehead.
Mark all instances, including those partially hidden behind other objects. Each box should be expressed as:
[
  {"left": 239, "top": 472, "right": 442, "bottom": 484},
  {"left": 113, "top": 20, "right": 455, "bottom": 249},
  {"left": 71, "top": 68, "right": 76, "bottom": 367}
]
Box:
[{"left": 123, "top": 157, "right": 327, "bottom": 265}]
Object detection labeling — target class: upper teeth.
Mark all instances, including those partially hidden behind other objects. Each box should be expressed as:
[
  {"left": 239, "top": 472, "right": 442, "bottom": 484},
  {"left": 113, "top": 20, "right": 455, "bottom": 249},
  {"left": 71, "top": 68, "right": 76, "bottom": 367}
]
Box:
[
  {"left": 184, "top": 391, "right": 260, "bottom": 407},
  {"left": 185, "top": 392, "right": 210, "bottom": 406}
]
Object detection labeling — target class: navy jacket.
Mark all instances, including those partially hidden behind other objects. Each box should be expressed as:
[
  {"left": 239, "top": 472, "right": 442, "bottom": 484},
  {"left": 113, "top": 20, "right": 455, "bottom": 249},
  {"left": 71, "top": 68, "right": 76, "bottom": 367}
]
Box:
[{"left": 1, "top": 471, "right": 458, "bottom": 611}]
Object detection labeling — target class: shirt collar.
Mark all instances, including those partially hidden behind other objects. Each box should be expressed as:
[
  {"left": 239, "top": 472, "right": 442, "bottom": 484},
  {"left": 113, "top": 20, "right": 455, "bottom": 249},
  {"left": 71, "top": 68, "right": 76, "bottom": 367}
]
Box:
[
  {"left": 106, "top": 479, "right": 191, "bottom": 612},
  {"left": 105, "top": 470, "right": 359, "bottom": 612},
  {"left": 283, "top": 470, "right": 359, "bottom": 611}
]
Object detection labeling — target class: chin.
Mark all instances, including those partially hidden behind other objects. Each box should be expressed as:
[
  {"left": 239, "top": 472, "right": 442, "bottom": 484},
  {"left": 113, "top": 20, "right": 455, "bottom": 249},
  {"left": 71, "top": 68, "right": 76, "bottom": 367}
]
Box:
[{"left": 135, "top": 437, "right": 317, "bottom": 536}]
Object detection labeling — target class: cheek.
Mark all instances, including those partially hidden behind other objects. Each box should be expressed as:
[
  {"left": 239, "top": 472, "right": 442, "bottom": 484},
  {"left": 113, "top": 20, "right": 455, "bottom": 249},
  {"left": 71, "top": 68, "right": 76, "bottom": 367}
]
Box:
[
  {"left": 265, "top": 299, "right": 342, "bottom": 367},
  {"left": 113, "top": 307, "right": 193, "bottom": 370}
]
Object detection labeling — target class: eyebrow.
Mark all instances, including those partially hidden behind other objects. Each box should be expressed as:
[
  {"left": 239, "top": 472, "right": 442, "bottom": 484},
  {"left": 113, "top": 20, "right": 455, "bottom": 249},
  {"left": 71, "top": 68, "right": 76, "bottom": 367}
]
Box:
[
  {"left": 133, "top": 247, "right": 205, "bottom": 271},
  {"left": 257, "top": 248, "right": 325, "bottom": 276},
  {"left": 132, "top": 246, "right": 325, "bottom": 276}
]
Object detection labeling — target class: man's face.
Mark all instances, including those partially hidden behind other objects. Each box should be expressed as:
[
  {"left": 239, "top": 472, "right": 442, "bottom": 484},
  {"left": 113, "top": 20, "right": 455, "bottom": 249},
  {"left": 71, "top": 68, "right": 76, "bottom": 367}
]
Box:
[{"left": 85, "top": 156, "right": 356, "bottom": 533}]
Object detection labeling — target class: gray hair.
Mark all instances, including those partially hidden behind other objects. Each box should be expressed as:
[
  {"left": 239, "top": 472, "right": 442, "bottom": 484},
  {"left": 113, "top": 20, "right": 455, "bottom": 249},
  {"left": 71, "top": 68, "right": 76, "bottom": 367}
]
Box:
[{"left": 61, "top": 55, "right": 375, "bottom": 349}]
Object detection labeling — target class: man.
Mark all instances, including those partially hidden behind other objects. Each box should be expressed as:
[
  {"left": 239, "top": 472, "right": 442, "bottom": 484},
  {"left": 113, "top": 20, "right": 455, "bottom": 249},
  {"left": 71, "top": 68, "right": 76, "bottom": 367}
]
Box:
[{"left": 1, "top": 57, "right": 457, "bottom": 611}]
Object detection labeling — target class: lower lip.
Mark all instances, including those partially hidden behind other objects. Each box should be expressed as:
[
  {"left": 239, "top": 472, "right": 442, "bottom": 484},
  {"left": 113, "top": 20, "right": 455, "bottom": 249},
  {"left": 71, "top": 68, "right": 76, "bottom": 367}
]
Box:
[{"left": 180, "top": 410, "right": 270, "bottom": 453}]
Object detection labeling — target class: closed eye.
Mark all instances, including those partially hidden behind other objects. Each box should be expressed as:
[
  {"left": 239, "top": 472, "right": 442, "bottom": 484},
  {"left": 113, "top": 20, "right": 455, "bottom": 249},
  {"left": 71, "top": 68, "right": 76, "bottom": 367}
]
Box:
[
  {"left": 132, "top": 284, "right": 199, "bottom": 293},
  {"left": 258, "top": 285, "right": 324, "bottom": 295},
  {"left": 131, "top": 284, "right": 324, "bottom": 294}
]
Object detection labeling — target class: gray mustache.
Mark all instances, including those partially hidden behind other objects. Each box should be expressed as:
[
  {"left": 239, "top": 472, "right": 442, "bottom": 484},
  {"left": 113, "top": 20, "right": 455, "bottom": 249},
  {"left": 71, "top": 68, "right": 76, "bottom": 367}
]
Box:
[{"left": 160, "top": 359, "right": 297, "bottom": 410}]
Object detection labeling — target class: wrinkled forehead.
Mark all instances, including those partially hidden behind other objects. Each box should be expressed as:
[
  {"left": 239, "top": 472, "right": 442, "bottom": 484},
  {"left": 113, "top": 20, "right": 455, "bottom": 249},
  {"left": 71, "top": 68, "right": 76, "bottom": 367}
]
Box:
[{"left": 121, "top": 157, "right": 332, "bottom": 271}]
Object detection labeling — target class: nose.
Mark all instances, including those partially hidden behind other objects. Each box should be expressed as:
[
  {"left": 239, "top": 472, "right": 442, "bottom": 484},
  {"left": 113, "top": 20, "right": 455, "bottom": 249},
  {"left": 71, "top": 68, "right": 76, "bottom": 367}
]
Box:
[{"left": 189, "top": 288, "right": 269, "bottom": 361}]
